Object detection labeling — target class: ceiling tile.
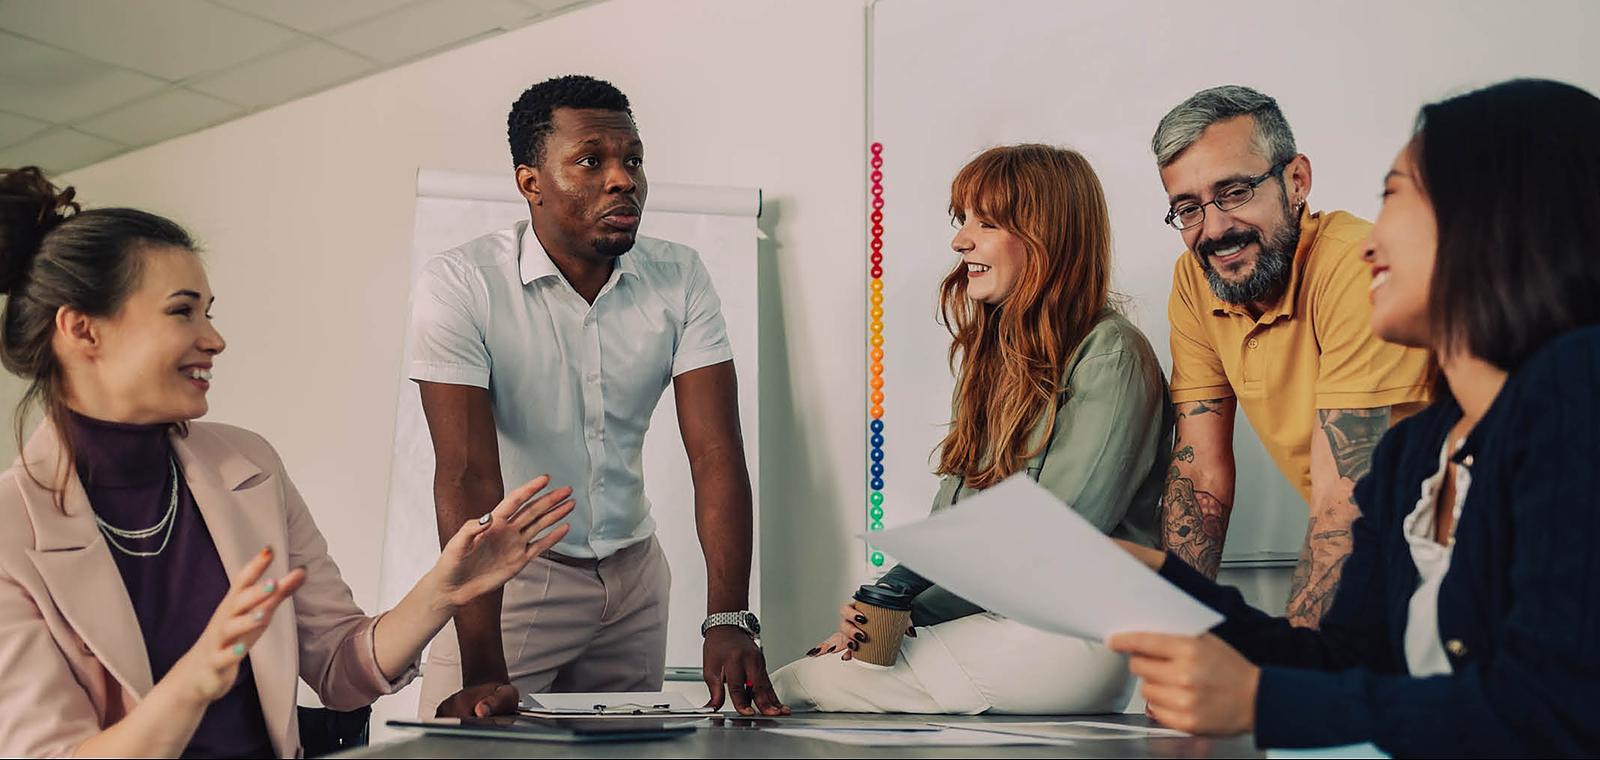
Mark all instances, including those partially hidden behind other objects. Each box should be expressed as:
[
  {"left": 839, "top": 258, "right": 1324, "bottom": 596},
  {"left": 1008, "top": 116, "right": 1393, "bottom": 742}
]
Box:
[
  {"left": 210, "top": 0, "right": 415, "bottom": 35},
  {"left": 0, "top": 0, "right": 303, "bottom": 81},
  {"left": 76, "top": 88, "right": 242, "bottom": 147},
  {"left": 0, "top": 128, "right": 125, "bottom": 173},
  {"left": 326, "top": 0, "right": 534, "bottom": 64},
  {"left": 189, "top": 41, "right": 375, "bottom": 109},
  {"left": 0, "top": 110, "right": 50, "bottom": 148},
  {"left": 0, "top": 31, "right": 167, "bottom": 122}
]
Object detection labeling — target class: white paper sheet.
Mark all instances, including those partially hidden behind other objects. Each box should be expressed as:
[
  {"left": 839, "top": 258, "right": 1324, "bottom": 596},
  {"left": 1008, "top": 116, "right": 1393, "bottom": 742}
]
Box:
[
  {"left": 935, "top": 720, "right": 1189, "bottom": 741},
  {"left": 766, "top": 727, "right": 1071, "bottom": 747},
  {"left": 868, "top": 476, "right": 1224, "bottom": 641}
]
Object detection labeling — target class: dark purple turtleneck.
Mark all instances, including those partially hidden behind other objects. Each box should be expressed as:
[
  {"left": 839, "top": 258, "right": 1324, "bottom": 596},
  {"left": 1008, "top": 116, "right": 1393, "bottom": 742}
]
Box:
[{"left": 69, "top": 412, "right": 274, "bottom": 759}]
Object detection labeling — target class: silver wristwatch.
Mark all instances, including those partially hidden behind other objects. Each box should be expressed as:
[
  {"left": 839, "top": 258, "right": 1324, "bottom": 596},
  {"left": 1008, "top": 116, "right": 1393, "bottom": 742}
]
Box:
[{"left": 701, "top": 610, "right": 761, "bottom": 640}]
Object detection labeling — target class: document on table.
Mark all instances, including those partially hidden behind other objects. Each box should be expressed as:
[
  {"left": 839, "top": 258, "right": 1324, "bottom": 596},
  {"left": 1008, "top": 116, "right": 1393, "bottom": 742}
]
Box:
[
  {"left": 869, "top": 475, "right": 1223, "bottom": 641},
  {"left": 766, "top": 726, "right": 1071, "bottom": 747},
  {"left": 520, "top": 691, "right": 718, "bottom": 718},
  {"left": 934, "top": 720, "right": 1189, "bottom": 741}
]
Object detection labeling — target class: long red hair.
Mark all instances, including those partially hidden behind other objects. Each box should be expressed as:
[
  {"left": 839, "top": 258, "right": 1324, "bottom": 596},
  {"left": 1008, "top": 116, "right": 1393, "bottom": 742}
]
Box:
[{"left": 935, "top": 144, "right": 1112, "bottom": 489}]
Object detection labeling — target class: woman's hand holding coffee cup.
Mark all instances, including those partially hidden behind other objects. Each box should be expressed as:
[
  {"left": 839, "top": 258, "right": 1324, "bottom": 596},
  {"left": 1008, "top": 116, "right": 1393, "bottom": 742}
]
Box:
[
  {"left": 806, "top": 600, "right": 916, "bottom": 660},
  {"left": 806, "top": 603, "right": 869, "bottom": 660}
]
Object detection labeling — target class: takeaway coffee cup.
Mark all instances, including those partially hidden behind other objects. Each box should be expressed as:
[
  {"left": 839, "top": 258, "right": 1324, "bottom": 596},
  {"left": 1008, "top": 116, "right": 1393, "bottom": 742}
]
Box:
[{"left": 850, "top": 583, "right": 915, "bottom": 666}]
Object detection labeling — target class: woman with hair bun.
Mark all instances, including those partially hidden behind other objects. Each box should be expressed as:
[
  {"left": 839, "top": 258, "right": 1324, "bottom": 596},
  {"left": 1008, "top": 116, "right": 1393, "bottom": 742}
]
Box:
[{"left": 0, "top": 167, "right": 576, "bottom": 758}]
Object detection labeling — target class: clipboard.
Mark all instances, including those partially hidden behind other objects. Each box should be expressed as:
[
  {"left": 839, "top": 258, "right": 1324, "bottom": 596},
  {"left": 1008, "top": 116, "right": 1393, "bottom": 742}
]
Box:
[
  {"left": 518, "top": 692, "right": 721, "bottom": 719},
  {"left": 517, "top": 704, "right": 721, "bottom": 719}
]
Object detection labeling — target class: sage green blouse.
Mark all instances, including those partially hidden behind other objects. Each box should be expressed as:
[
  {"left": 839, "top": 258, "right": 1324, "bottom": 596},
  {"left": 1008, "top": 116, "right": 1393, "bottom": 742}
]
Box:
[{"left": 879, "top": 311, "right": 1174, "bottom": 626}]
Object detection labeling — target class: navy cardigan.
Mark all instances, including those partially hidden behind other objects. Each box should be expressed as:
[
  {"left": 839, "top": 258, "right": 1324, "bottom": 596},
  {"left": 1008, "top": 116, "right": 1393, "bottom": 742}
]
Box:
[{"left": 1159, "top": 326, "right": 1600, "bottom": 757}]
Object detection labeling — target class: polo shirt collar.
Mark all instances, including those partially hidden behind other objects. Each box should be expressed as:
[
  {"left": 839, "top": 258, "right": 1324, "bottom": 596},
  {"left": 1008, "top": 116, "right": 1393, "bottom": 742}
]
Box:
[
  {"left": 1207, "top": 205, "right": 1322, "bottom": 324},
  {"left": 517, "top": 219, "right": 640, "bottom": 286}
]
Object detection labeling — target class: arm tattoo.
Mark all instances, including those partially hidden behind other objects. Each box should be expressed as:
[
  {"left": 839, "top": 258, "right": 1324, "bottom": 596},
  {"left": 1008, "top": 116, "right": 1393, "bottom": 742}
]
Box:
[
  {"left": 1161, "top": 399, "right": 1233, "bottom": 578},
  {"left": 1161, "top": 463, "right": 1230, "bottom": 579},
  {"left": 1286, "top": 516, "right": 1354, "bottom": 628},
  {"left": 1285, "top": 408, "right": 1390, "bottom": 626},
  {"left": 1177, "top": 398, "right": 1228, "bottom": 420},
  {"left": 1318, "top": 407, "right": 1389, "bottom": 483}
]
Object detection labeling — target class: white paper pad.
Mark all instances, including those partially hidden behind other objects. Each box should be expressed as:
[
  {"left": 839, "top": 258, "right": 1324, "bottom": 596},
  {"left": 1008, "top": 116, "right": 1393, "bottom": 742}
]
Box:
[
  {"left": 766, "top": 726, "right": 1071, "bottom": 747},
  {"left": 935, "top": 720, "right": 1189, "bottom": 740},
  {"left": 869, "top": 476, "right": 1224, "bottom": 641}
]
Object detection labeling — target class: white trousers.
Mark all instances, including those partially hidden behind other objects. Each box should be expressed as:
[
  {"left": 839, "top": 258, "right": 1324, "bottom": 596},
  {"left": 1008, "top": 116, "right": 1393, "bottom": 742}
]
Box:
[{"left": 772, "top": 613, "right": 1133, "bottom": 714}]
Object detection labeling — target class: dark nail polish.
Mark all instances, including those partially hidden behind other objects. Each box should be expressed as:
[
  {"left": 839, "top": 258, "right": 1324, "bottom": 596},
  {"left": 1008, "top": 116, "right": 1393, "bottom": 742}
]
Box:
[
  {"left": 854, "top": 615, "right": 869, "bottom": 624},
  {"left": 907, "top": 628, "right": 918, "bottom": 638},
  {"left": 853, "top": 632, "right": 867, "bottom": 642},
  {"left": 847, "top": 641, "right": 858, "bottom": 651},
  {"left": 806, "top": 648, "right": 820, "bottom": 656}
]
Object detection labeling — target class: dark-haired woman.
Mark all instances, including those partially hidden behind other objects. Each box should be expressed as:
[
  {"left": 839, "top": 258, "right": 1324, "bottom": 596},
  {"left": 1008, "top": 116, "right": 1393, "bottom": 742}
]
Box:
[
  {"left": 0, "top": 168, "right": 576, "bottom": 757},
  {"left": 1108, "top": 78, "right": 1600, "bottom": 756}
]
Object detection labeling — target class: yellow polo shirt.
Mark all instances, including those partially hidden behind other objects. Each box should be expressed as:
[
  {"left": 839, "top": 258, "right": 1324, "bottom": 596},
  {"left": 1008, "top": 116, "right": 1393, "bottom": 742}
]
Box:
[{"left": 1167, "top": 208, "right": 1430, "bottom": 501}]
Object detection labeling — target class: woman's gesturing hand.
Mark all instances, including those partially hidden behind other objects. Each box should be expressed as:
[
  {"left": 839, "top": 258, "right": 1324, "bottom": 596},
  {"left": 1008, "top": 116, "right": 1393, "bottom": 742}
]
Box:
[
  {"left": 170, "top": 546, "right": 304, "bottom": 706},
  {"left": 433, "top": 475, "right": 575, "bottom": 611}
]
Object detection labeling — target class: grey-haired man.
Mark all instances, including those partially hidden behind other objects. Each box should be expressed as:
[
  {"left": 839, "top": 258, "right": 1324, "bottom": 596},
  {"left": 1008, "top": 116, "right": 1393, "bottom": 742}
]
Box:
[{"left": 1152, "top": 85, "right": 1431, "bottom": 627}]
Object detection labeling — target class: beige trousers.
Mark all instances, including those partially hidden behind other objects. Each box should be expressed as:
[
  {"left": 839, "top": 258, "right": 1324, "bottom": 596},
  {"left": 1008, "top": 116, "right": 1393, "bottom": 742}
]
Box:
[
  {"left": 418, "top": 536, "right": 671, "bottom": 716},
  {"left": 772, "top": 612, "right": 1133, "bottom": 714}
]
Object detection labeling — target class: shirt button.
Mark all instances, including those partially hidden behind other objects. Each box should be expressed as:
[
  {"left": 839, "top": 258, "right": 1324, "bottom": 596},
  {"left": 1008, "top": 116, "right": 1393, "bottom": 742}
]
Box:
[
  {"left": 1446, "top": 639, "right": 1468, "bottom": 657},
  {"left": 1247, "top": 338, "right": 1260, "bottom": 349}
]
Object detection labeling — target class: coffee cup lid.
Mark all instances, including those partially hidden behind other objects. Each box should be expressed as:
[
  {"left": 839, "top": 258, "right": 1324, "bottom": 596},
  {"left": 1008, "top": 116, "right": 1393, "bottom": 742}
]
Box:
[{"left": 854, "top": 582, "right": 914, "bottom": 611}]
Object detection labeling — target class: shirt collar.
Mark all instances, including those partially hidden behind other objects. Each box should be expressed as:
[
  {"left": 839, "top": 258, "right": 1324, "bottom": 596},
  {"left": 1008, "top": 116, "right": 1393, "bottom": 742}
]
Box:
[
  {"left": 1206, "top": 205, "right": 1322, "bottom": 324},
  {"left": 517, "top": 219, "right": 640, "bottom": 286}
]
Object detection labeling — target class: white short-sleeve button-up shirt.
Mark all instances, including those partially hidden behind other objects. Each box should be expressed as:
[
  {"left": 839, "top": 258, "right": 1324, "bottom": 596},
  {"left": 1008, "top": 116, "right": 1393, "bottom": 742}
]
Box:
[{"left": 408, "top": 220, "right": 732, "bottom": 559}]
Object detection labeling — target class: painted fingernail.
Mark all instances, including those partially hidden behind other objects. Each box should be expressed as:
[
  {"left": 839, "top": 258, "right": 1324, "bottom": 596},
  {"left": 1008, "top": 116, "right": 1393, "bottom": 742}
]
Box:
[
  {"left": 907, "top": 628, "right": 918, "bottom": 638},
  {"left": 853, "top": 632, "right": 867, "bottom": 642},
  {"left": 260, "top": 546, "right": 272, "bottom": 558},
  {"left": 806, "top": 648, "right": 820, "bottom": 656},
  {"left": 478, "top": 513, "right": 492, "bottom": 525},
  {"left": 847, "top": 641, "right": 858, "bottom": 651},
  {"left": 252, "top": 610, "right": 265, "bottom": 623},
  {"left": 854, "top": 615, "right": 868, "bottom": 624},
  {"left": 263, "top": 579, "right": 277, "bottom": 594},
  {"left": 232, "top": 643, "right": 246, "bottom": 657}
]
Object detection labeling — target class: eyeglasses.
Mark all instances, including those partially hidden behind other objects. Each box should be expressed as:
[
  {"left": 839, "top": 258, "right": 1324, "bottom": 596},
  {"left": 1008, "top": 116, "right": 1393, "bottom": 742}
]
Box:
[{"left": 1164, "top": 158, "right": 1292, "bottom": 231}]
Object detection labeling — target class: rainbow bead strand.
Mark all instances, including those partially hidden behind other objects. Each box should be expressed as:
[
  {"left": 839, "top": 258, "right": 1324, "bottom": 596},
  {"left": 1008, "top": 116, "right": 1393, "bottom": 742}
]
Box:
[{"left": 867, "top": 141, "right": 886, "bottom": 570}]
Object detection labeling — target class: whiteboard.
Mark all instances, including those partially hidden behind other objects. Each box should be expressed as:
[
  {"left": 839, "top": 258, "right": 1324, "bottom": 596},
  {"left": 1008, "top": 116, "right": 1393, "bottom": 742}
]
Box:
[
  {"left": 376, "top": 171, "right": 761, "bottom": 682},
  {"left": 869, "top": 0, "right": 1600, "bottom": 561}
]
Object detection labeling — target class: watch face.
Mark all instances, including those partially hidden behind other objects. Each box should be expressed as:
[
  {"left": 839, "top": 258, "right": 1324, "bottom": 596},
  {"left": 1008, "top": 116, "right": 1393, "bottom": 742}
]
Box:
[{"left": 743, "top": 612, "right": 761, "bottom": 635}]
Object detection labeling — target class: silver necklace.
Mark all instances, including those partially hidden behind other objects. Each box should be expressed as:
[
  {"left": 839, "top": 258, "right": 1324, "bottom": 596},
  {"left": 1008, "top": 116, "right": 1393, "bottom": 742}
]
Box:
[{"left": 94, "top": 457, "right": 179, "bottom": 558}]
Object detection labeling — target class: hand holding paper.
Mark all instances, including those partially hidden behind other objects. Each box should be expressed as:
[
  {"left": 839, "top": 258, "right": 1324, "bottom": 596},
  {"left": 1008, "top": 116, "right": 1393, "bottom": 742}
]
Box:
[{"left": 868, "top": 475, "right": 1222, "bottom": 641}]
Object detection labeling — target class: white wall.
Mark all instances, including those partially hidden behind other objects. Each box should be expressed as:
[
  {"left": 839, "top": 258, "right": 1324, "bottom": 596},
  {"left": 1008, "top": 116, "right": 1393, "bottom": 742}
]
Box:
[{"left": 50, "top": 0, "right": 869, "bottom": 664}]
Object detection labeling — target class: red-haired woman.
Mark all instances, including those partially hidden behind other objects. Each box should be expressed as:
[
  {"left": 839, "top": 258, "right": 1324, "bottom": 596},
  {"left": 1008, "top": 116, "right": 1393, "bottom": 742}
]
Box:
[{"left": 773, "top": 144, "right": 1171, "bottom": 714}]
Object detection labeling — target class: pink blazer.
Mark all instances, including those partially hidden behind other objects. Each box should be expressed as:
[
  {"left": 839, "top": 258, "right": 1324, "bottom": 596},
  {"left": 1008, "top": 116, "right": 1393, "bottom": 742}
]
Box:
[{"left": 0, "top": 421, "right": 413, "bottom": 758}]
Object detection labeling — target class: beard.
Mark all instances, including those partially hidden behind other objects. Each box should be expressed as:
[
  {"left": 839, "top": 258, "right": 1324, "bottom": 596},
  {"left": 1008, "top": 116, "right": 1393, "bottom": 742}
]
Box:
[
  {"left": 1196, "top": 204, "right": 1301, "bottom": 306},
  {"left": 589, "top": 231, "right": 637, "bottom": 258}
]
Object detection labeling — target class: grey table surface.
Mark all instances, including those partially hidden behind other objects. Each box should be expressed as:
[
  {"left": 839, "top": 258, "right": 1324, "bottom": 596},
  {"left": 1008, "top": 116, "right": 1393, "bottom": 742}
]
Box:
[{"left": 336, "top": 712, "right": 1263, "bottom": 758}]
